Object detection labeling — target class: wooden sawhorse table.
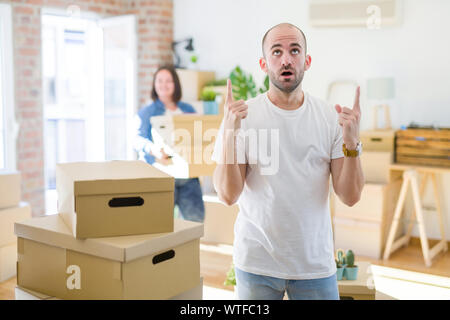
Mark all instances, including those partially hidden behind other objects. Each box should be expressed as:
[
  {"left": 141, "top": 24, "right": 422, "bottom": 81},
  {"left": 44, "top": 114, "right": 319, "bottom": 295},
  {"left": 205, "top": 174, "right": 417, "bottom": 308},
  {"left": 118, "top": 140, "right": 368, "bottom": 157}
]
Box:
[{"left": 383, "top": 164, "right": 448, "bottom": 267}]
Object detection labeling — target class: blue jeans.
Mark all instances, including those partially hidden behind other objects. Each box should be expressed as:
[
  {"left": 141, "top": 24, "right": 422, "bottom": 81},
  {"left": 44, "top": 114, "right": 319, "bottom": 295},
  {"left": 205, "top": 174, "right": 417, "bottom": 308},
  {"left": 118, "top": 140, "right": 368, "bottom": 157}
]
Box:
[
  {"left": 174, "top": 178, "right": 205, "bottom": 223},
  {"left": 235, "top": 267, "right": 340, "bottom": 300}
]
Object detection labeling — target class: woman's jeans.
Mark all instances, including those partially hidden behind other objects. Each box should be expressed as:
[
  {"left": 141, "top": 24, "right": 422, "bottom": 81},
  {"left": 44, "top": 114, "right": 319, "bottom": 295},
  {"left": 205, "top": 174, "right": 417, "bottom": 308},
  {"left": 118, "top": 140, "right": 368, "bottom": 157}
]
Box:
[
  {"left": 235, "top": 267, "right": 340, "bottom": 300},
  {"left": 174, "top": 178, "right": 205, "bottom": 222}
]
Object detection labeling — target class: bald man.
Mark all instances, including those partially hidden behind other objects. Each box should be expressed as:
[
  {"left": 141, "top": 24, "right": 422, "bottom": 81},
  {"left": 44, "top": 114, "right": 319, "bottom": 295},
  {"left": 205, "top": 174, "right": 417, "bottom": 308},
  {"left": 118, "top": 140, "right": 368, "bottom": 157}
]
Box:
[{"left": 212, "top": 23, "right": 364, "bottom": 300}]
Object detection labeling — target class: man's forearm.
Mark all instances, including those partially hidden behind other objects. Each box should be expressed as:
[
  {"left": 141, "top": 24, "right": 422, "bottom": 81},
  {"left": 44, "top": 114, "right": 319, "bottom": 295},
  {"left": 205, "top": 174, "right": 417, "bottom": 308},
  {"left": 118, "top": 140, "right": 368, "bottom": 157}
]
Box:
[
  {"left": 213, "top": 131, "right": 245, "bottom": 206},
  {"left": 336, "top": 157, "right": 364, "bottom": 206}
]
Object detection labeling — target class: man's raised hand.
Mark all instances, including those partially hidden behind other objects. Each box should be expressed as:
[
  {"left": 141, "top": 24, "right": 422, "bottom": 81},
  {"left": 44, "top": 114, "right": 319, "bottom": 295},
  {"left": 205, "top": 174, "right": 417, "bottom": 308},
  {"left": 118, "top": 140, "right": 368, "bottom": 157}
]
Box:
[
  {"left": 223, "top": 79, "right": 248, "bottom": 131},
  {"left": 335, "top": 86, "right": 361, "bottom": 149}
]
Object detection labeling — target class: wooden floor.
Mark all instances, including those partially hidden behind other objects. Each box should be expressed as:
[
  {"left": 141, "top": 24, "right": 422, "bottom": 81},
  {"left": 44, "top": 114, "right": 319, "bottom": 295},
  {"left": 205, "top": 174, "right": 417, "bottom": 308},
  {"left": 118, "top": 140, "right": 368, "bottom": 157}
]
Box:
[{"left": 1, "top": 240, "right": 449, "bottom": 300}]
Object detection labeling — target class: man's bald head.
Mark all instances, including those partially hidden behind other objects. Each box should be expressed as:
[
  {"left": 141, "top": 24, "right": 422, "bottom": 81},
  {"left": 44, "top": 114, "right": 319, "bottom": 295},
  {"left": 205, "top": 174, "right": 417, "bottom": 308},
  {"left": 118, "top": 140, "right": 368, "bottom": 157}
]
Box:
[{"left": 262, "top": 23, "right": 307, "bottom": 57}]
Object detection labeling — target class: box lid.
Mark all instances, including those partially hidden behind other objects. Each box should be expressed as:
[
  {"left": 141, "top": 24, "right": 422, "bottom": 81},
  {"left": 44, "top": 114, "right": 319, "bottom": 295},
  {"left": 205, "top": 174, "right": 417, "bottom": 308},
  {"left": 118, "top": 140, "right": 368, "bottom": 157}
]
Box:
[
  {"left": 56, "top": 161, "right": 174, "bottom": 196},
  {"left": 0, "top": 202, "right": 31, "bottom": 246},
  {"left": 360, "top": 130, "right": 395, "bottom": 138},
  {"left": 0, "top": 170, "right": 20, "bottom": 176},
  {"left": 151, "top": 114, "right": 222, "bottom": 125},
  {"left": 14, "top": 214, "right": 203, "bottom": 263}
]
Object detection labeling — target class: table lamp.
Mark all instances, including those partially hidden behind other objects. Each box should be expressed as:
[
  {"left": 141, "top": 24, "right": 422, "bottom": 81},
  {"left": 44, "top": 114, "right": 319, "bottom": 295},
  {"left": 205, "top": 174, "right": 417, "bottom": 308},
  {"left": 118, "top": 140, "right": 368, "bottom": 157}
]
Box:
[{"left": 367, "top": 77, "right": 395, "bottom": 130}]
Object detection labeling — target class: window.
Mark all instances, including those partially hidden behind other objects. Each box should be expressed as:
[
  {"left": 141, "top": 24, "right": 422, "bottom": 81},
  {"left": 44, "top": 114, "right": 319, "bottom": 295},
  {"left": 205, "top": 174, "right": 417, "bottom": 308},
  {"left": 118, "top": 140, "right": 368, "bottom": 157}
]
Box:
[
  {"left": 41, "top": 12, "right": 136, "bottom": 213},
  {"left": 0, "top": 4, "right": 16, "bottom": 171}
]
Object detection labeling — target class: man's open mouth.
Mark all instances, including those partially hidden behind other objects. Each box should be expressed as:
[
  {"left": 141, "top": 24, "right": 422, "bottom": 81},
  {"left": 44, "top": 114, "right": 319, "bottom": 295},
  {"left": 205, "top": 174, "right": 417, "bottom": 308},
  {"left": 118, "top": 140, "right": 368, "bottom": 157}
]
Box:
[{"left": 281, "top": 71, "right": 293, "bottom": 77}]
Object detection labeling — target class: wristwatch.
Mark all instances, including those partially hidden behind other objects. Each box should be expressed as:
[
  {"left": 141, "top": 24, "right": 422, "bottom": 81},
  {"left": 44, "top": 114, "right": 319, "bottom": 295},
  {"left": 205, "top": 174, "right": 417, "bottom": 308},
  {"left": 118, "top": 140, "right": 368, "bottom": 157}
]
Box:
[{"left": 342, "top": 141, "right": 363, "bottom": 157}]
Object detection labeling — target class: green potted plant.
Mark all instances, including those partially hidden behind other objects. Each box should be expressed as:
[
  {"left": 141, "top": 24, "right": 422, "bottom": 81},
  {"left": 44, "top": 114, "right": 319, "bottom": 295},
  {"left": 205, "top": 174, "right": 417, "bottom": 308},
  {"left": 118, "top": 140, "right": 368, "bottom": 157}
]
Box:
[
  {"left": 259, "top": 75, "right": 269, "bottom": 94},
  {"left": 229, "top": 66, "right": 258, "bottom": 100},
  {"left": 190, "top": 54, "right": 198, "bottom": 64},
  {"left": 200, "top": 88, "right": 218, "bottom": 115},
  {"left": 343, "top": 250, "right": 358, "bottom": 280},
  {"left": 188, "top": 54, "right": 198, "bottom": 69},
  {"left": 335, "top": 249, "right": 346, "bottom": 280},
  {"left": 224, "top": 263, "right": 236, "bottom": 286}
]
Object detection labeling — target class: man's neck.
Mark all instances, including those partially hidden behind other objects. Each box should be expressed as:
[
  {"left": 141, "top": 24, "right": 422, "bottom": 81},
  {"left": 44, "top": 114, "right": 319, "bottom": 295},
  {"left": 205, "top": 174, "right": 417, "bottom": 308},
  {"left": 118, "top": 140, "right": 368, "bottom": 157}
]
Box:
[{"left": 267, "top": 84, "right": 305, "bottom": 110}]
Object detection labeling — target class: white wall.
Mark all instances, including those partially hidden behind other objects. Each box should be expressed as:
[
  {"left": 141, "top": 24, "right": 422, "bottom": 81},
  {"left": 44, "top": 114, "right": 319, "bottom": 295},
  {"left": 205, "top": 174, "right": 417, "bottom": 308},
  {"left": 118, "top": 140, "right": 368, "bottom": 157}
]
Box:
[{"left": 175, "top": 0, "right": 450, "bottom": 241}]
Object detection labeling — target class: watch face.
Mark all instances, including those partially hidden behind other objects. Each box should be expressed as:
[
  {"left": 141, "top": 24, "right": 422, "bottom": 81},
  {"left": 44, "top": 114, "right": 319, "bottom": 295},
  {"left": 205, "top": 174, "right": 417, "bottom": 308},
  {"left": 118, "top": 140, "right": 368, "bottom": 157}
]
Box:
[{"left": 357, "top": 142, "right": 363, "bottom": 155}]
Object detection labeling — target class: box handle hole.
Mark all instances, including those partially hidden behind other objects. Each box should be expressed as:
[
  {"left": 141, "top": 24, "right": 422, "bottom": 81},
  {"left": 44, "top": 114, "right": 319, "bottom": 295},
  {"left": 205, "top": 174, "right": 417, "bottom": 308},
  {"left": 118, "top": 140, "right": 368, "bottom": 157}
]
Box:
[
  {"left": 108, "top": 197, "right": 144, "bottom": 207},
  {"left": 370, "top": 138, "right": 382, "bottom": 142},
  {"left": 152, "top": 250, "right": 175, "bottom": 264}
]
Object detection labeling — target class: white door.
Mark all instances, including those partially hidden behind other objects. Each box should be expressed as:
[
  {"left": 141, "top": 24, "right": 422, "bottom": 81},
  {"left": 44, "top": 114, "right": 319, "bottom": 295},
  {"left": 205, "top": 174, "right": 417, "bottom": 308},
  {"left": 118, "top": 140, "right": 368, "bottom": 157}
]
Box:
[
  {"left": 42, "top": 13, "right": 137, "bottom": 214},
  {"left": 99, "top": 15, "right": 137, "bottom": 161},
  {"left": 0, "top": 4, "right": 16, "bottom": 171},
  {"left": 42, "top": 14, "right": 136, "bottom": 190}
]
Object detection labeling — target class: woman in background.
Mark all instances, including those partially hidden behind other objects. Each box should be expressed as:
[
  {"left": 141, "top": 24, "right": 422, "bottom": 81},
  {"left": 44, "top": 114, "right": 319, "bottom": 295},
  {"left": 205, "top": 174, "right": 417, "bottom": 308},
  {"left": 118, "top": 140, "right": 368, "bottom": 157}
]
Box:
[{"left": 134, "top": 65, "right": 205, "bottom": 223}]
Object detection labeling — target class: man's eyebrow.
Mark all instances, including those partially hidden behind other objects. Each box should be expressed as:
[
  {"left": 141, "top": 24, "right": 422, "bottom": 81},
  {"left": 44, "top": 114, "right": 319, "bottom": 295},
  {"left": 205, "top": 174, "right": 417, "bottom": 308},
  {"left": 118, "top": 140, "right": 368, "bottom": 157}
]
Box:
[
  {"left": 270, "top": 43, "right": 303, "bottom": 50},
  {"left": 270, "top": 44, "right": 282, "bottom": 50}
]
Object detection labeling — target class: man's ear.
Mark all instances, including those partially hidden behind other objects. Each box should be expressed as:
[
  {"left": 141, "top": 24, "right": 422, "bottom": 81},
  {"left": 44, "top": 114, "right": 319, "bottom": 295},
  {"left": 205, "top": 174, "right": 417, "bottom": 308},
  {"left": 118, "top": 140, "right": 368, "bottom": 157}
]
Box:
[
  {"left": 259, "top": 57, "right": 268, "bottom": 73},
  {"left": 304, "top": 55, "right": 312, "bottom": 71}
]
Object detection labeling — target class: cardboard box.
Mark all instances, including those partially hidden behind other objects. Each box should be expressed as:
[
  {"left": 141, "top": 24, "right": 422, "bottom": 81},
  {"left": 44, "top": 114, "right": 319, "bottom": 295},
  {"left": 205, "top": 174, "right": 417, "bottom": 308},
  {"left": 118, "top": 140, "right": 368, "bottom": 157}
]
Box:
[
  {"left": 334, "top": 217, "right": 384, "bottom": 259},
  {"left": 360, "top": 151, "right": 392, "bottom": 184},
  {"left": 333, "top": 180, "right": 402, "bottom": 259},
  {"left": 0, "top": 171, "right": 21, "bottom": 209},
  {"left": 151, "top": 115, "right": 221, "bottom": 178},
  {"left": 15, "top": 278, "right": 203, "bottom": 300},
  {"left": 0, "top": 202, "right": 32, "bottom": 246},
  {"left": 15, "top": 214, "right": 203, "bottom": 300},
  {"left": 15, "top": 286, "right": 59, "bottom": 300},
  {"left": 334, "top": 183, "right": 387, "bottom": 222},
  {"left": 360, "top": 130, "right": 395, "bottom": 152},
  {"left": 151, "top": 114, "right": 221, "bottom": 147},
  {"left": 56, "top": 161, "right": 175, "bottom": 239},
  {"left": 0, "top": 242, "right": 17, "bottom": 282},
  {"left": 176, "top": 69, "right": 215, "bottom": 101},
  {"left": 202, "top": 194, "right": 238, "bottom": 245},
  {"left": 334, "top": 183, "right": 400, "bottom": 223},
  {"left": 333, "top": 214, "right": 402, "bottom": 260}
]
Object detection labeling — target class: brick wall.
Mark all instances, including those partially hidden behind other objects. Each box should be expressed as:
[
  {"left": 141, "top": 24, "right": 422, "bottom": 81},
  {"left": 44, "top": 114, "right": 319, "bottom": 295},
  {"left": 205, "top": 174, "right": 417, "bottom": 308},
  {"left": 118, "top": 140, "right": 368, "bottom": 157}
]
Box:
[
  {"left": 124, "top": 0, "right": 174, "bottom": 107},
  {"left": 4, "top": 0, "right": 173, "bottom": 216}
]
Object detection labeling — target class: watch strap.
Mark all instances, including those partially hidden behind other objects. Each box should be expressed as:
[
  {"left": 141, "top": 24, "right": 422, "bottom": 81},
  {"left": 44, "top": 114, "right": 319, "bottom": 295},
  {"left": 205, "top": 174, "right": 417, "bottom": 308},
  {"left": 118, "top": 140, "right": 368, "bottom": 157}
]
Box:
[{"left": 343, "top": 143, "right": 359, "bottom": 157}]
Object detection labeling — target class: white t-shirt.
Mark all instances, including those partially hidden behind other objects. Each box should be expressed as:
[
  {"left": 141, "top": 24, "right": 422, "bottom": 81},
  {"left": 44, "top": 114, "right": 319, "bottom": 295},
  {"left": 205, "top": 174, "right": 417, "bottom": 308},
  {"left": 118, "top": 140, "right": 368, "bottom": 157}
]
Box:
[{"left": 212, "top": 91, "right": 344, "bottom": 280}]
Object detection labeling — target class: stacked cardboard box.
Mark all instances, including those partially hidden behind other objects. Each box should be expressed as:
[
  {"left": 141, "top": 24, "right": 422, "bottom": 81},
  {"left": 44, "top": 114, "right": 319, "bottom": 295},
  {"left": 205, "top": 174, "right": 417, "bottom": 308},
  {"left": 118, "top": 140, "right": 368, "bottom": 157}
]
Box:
[
  {"left": 14, "top": 161, "right": 204, "bottom": 299},
  {"left": 151, "top": 114, "right": 222, "bottom": 178},
  {"left": 333, "top": 130, "right": 401, "bottom": 259},
  {"left": 176, "top": 69, "right": 215, "bottom": 102},
  {"left": 360, "top": 130, "right": 395, "bottom": 184},
  {"left": 202, "top": 194, "right": 238, "bottom": 245},
  {"left": 0, "top": 171, "right": 31, "bottom": 282},
  {"left": 15, "top": 277, "right": 204, "bottom": 300}
]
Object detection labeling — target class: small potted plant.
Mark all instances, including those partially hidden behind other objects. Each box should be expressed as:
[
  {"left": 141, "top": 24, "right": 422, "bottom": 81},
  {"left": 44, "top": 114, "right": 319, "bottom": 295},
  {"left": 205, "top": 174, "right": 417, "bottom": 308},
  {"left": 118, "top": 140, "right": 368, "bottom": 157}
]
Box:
[
  {"left": 224, "top": 263, "right": 238, "bottom": 298},
  {"left": 201, "top": 88, "right": 218, "bottom": 115},
  {"left": 335, "top": 249, "right": 346, "bottom": 280},
  {"left": 188, "top": 54, "right": 198, "bottom": 69},
  {"left": 343, "top": 250, "right": 358, "bottom": 280},
  {"left": 224, "top": 263, "right": 236, "bottom": 287}
]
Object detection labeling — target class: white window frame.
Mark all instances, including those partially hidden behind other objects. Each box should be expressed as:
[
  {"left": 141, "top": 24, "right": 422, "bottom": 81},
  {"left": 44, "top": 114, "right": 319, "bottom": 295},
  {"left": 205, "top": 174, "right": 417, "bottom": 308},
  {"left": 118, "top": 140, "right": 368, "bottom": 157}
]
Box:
[
  {"left": 99, "top": 14, "right": 137, "bottom": 161},
  {"left": 0, "top": 4, "right": 17, "bottom": 171}
]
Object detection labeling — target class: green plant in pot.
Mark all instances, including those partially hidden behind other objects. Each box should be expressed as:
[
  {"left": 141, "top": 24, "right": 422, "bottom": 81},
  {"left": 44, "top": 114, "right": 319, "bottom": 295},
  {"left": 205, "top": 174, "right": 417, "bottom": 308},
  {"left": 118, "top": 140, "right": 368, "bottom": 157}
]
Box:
[
  {"left": 201, "top": 88, "right": 218, "bottom": 115},
  {"left": 259, "top": 75, "right": 269, "bottom": 94},
  {"left": 224, "top": 263, "right": 236, "bottom": 286},
  {"left": 229, "top": 66, "right": 258, "bottom": 100},
  {"left": 343, "top": 250, "right": 358, "bottom": 280},
  {"left": 335, "top": 249, "right": 346, "bottom": 280}
]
